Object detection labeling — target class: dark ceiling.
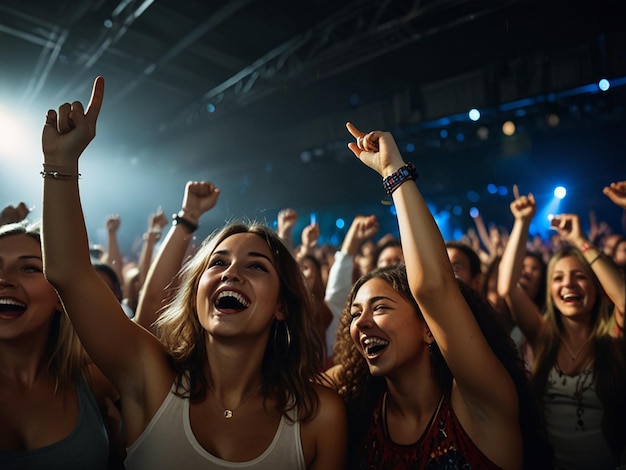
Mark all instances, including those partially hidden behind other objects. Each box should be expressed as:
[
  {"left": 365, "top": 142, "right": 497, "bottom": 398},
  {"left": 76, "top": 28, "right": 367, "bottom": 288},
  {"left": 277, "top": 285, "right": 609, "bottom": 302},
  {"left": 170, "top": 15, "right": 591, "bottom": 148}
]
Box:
[{"left": 1, "top": 0, "right": 625, "bottom": 253}]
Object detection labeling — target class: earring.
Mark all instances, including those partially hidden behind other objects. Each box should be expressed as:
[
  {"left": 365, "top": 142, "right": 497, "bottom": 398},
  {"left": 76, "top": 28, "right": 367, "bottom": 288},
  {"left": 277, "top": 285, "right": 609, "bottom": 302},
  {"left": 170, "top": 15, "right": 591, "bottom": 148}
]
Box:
[{"left": 273, "top": 320, "right": 291, "bottom": 358}]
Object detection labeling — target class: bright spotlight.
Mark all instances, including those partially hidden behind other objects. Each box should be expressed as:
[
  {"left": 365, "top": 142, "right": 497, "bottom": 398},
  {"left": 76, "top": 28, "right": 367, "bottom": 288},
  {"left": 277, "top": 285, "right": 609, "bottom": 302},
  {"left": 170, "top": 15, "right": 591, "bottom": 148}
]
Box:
[
  {"left": 554, "top": 186, "right": 567, "bottom": 199},
  {"left": 335, "top": 218, "right": 345, "bottom": 229},
  {"left": 598, "top": 79, "right": 610, "bottom": 92},
  {"left": 469, "top": 207, "right": 479, "bottom": 218},
  {"left": 0, "top": 106, "right": 28, "bottom": 157},
  {"left": 468, "top": 108, "right": 481, "bottom": 121}
]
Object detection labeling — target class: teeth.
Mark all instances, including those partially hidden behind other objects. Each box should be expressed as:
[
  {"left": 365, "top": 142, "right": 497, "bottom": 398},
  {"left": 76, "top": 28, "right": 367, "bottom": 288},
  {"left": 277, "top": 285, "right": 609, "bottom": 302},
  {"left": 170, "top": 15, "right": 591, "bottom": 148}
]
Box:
[
  {"left": 363, "top": 337, "right": 388, "bottom": 347},
  {"left": 0, "top": 298, "right": 26, "bottom": 308},
  {"left": 562, "top": 294, "right": 579, "bottom": 301},
  {"left": 216, "top": 290, "right": 249, "bottom": 307}
]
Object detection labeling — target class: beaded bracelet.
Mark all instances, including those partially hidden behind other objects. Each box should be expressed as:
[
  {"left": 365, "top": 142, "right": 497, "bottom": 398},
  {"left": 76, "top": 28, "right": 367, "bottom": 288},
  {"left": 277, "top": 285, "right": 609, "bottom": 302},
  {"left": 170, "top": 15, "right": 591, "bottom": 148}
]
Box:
[
  {"left": 172, "top": 211, "right": 198, "bottom": 233},
  {"left": 382, "top": 163, "right": 419, "bottom": 195},
  {"left": 40, "top": 170, "right": 81, "bottom": 179}
]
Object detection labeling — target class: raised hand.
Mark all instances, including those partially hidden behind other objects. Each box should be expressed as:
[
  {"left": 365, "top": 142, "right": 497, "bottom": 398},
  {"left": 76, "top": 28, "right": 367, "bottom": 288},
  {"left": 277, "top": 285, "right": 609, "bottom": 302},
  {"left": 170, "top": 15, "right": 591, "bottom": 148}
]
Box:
[
  {"left": 603, "top": 180, "right": 626, "bottom": 209},
  {"left": 41, "top": 76, "right": 104, "bottom": 166},
  {"left": 550, "top": 213, "right": 586, "bottom": 246},
  {"left": 346, "top": 122, "right": 404, "bottom": 178},
  {"left": 277, "top": 208, "right": 298, "bottom": 235},
  {"left": 301, "top": 223, "right": 320, "bottom": 252},
  {"left": 106, "top": 214, "right": 121, "bottom": 234},
  {"left": 509, "top": 184, "right": 536, "bottom": 222},
  {"left": 180, "top": 181, "right": 221, "bottom": 223},
  {"left": 149, "top": 207, "right": 168, "bottom": 232},
  {"left": 0, "top": 202, "right": 30, "bottom": 226}
]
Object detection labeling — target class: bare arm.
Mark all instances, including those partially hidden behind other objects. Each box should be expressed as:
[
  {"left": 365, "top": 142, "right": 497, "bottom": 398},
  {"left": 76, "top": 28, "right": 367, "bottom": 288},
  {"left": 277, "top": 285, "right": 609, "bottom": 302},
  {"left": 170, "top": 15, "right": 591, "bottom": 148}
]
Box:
[
  {"left": 40, "top": 77, "right": 172, "bottom": 438},
  {"left": 346, "top": 122, "right": 518, "bottom": 432},
  {"left": 135, "top": 181, "right": 220, "bottom": 332},
  {"left": 496, "top": 185, "right": 546, "bottom": 345},
  {"left": 102, "top": 214, "right": 124, "bottom": 285}
]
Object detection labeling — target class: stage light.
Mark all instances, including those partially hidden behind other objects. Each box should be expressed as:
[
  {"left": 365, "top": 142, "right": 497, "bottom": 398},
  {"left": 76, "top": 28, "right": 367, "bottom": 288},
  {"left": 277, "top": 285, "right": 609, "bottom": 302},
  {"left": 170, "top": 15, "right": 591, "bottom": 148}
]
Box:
[
  {"left": 554, "top": 186, "right": 566, "bottom": 199},
  {"left": 598, "top": 79, "right": 610, "bottom": 92},
  {"left": 206, "top": 103, "right": 216, "bottom": 113},
  {"left": 335, "top": 218, "right": 345, "bottom": 229},
  {"left": 440, "top": 129, "right": 448, "bottom": 139},
  {"left": 406, "top": 143, "right": 415, "bottom": 152},
  {"left": 468, "top": 108, "right": 481, "bottom": 121},
  {"left": 502, "top": 121, "right": 516, "bottom": 136},
  {"left": 455, "top": 132, "right": 465, "bottom": 143},
  {"left": 487, "top": 183, "right": 498, "bottom": 194},
  {"left": 469, "top": 207, "right": 479, "bottom": 218}
]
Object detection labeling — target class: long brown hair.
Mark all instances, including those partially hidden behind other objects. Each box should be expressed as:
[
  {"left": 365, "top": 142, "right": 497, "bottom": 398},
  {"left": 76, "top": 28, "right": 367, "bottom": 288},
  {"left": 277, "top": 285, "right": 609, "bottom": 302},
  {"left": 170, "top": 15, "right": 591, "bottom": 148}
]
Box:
[{"left": 155, "top": 221, "right": 325, "bottom": 422}]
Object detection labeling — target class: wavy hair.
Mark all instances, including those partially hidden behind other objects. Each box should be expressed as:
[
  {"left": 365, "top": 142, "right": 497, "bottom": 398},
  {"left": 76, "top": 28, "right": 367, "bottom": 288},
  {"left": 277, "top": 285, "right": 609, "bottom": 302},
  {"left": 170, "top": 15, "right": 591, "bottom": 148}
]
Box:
[
  {"left": 333, "top": 263, "right": 553, "bottom": 468},
  {"left": 0, "top": 221, "right": 88, "bottom": 391},
  {"left": 155, "top": 221, "right": 325, "bottom": 422},
  {"left": 530, "top": 246, "right": 626, "bottom": 457}
]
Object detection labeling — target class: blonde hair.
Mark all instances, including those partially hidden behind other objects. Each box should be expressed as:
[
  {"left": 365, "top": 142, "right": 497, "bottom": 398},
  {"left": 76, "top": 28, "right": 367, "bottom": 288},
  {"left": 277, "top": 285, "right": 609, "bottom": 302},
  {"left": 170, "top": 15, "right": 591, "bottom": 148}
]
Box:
[{"left": 0, "top": 221, "right": 89, "bottom": 390}]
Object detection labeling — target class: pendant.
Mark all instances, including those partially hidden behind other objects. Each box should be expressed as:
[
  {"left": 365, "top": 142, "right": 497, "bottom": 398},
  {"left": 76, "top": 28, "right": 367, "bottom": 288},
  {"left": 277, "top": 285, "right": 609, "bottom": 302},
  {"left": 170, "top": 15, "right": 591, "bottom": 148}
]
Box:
[{"left": 224, "top": 409, "right": 233, "bottom": 419}]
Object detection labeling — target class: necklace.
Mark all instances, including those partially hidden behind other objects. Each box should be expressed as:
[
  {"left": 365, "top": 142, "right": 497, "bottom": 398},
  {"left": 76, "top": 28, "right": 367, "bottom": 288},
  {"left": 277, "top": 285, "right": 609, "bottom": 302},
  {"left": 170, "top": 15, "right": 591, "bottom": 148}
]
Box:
[
  {"left": 560, "top": 334, "right": 592, "bottom": 362},
  {"left": 208, "top": 383, "right": 261, "bottom": 419}
]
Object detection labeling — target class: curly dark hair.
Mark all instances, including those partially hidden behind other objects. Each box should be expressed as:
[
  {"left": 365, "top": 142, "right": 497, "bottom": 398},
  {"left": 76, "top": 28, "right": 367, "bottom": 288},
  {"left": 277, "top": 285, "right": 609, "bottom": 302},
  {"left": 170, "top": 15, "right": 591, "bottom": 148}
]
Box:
[{"left": 332, "top": 263, "right": 553, "bottom": 469}]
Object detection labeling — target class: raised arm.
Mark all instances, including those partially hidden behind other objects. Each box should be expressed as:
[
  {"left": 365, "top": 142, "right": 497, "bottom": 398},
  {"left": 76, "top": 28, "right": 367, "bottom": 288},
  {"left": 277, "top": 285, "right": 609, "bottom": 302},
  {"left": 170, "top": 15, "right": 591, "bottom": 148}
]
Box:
[
  {"left": 603, "top": 180, "right": 626, "bottom": 209},
  {"left": 346, "top": 122, "right": 518, "bottom": 426},
  {"left": 40, "top": 77, "right": 171, "bottom": 423},
  {"left": 135, "top": 181, "right": 220, "bottom": 332},
  {"left": 102, "top": 214, "right": 124, "bottom": 284},
  {"left": 325, "top": 214, "right": 379, "bottom": 353},
  {"left": 496, "top": 185, "right": 546, "bottom": 345},
  {"left": 276, "top": 208, "right": 298, "bottom": 251},
  {"left": 135, "top": 207, "right": 168, "bottom": 289}
]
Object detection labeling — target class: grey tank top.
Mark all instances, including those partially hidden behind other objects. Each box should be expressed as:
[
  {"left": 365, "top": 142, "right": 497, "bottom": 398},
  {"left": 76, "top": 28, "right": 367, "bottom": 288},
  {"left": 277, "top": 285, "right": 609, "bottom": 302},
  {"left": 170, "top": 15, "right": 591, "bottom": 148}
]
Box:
[{"left": 0, "top": 373, "right": 110, "bottom": 469}]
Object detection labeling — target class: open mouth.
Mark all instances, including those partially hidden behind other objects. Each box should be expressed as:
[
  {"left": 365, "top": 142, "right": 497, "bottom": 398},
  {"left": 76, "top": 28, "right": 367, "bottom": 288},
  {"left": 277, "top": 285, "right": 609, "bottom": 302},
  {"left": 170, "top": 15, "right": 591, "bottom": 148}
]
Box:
[
  {"left": 0, "top": 298, "right": 27, "bottom": 317},
  {"left": 561, "top": 293, "right": 582, "bottom": 303},
  {"left": 362, "top": 336, "right": 389, "bottom": 358},
  {"left": 214, "top": 290, "right": 250, "bottom": 313}
]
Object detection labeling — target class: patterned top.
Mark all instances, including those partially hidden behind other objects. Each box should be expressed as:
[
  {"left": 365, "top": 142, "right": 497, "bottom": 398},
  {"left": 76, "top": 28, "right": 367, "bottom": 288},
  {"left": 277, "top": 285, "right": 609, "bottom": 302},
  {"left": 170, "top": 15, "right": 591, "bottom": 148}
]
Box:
[{"left": 358, "top": 394, "right": 502, "bottom": 469}]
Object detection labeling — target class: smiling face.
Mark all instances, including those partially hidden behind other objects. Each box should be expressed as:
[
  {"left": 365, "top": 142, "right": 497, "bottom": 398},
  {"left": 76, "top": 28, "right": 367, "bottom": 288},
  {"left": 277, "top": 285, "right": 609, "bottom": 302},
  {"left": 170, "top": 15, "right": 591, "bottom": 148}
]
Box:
[
  {"left": 195, "top": 232, "right": 283, "bottom": 340},
  {"left": 0, "top": 233, "right": 60, "bottom": 342},
  {"left": 349, "top": 277, "right": 430, "bottom": 378},
  {"left": 549, "top": 255, "right": 597, "bottom": 321}
]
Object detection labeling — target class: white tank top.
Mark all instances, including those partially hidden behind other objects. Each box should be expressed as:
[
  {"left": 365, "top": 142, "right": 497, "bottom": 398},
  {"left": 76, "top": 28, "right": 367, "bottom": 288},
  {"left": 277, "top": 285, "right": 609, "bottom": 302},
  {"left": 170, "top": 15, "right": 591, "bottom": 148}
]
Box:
[{"left": 125, "top": 379, "right": 305, "bottom": 469}]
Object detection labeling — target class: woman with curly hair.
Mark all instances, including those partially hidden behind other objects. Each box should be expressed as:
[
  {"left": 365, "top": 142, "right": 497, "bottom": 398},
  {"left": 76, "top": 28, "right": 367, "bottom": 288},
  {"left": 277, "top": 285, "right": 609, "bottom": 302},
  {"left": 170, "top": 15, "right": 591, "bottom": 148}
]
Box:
[
  {"left": 328, "top": 123, "right": 552, "bottom": 469},
  {"left": 39, "top": 76, "right": 346, "bottom": 469}
]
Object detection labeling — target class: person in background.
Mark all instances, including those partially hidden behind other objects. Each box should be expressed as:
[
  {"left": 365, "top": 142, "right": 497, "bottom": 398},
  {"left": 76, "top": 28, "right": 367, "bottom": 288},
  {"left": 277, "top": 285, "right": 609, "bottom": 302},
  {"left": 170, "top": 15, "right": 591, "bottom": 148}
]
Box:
[
  {"left": 497, "top": 185, "right": 626, "bottom": 468},
  {"left": 0, "top": 221, "right": 122, "bottom": 469}
]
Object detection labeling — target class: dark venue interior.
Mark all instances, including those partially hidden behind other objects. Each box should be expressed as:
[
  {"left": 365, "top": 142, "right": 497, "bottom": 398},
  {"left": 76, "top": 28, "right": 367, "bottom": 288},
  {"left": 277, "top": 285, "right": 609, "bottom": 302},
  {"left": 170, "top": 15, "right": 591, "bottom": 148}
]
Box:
[{"left": 1, "top": 0, "right": 625, "bottom": 254}]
